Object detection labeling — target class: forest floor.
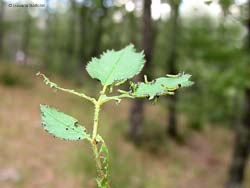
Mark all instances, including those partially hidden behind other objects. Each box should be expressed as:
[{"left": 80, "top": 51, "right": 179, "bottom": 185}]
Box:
[{"left": 0, "top": 65, "right": 250, "bottom": 188}]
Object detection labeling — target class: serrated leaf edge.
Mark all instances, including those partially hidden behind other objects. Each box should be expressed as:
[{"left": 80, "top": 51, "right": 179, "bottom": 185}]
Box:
[
  {"left": 40, "top": 104, "right": 89, "bottom": 140},
  {"left": 86, "top": 44, "right": 145, "bottom": 86}
]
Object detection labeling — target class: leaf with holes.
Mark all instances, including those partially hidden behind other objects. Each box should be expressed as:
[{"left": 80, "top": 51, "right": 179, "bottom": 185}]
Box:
[
  {"left": 86, "top": 44, "right": 145, "bottom": 86},
  {"left": 40, "top": 105, "right": 90, "bottom": 141},
  {"left": 96, "top": 135, "right": 110, "bottom": 187},
  {"left": 131, "top": 74, "right": 194, "bottom": 100}
]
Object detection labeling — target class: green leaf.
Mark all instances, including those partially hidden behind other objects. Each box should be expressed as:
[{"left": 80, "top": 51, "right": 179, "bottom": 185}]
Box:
[
  {"left": 86, "top": 44, "right": 145, "bottom": 86},
  {"left": 96, "top": 135, "right": 110, "bottom": 187},
  {"left": 40, "top": 105, "right": 90, "bottom": 141},
  {"left": 131, "top": 74, "right": 194, "bottom": 100},
  {"left": 96, "top": 178, "right": 102, "bottom": 188}
]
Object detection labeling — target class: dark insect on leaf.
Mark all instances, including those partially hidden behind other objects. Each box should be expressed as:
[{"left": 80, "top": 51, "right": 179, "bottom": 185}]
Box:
[{"left": 40, "top": 105, "right": 90, "bottom": 141}]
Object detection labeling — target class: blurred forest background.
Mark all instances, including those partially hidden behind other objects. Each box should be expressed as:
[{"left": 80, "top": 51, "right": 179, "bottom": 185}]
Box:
[{"left": 0, "top": 0, "right": 250, "bottom": 188}]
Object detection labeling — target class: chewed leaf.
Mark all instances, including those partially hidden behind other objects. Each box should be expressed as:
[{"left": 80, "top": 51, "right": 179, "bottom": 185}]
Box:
[
  {"left": 131, "top": 74, "right": 194, "bottom": 100},
  {"left": 86, "top": 44, "right": 145, "bottom": 86},
  {"left": 40, "top": 105, "right": 90, "bottom": 141},
  {"left": 96, "top": 135, "right": 110, "bottom": 187}
]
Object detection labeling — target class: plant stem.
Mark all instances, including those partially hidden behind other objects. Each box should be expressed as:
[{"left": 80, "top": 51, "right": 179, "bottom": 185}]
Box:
[
  {"left": 90, "top": 85, "right": 111, "bottom": 187},
  {"left": 92, "top": 139, "right": 103, "bottom": 178},
  {"left": 91, "top": 103, "right": 103, "bottom": 174},
  {"left": 92, "top": 104, "right": 100, "bottom": 139},
  {"left": 91, "top": 98, "right": 108, "bottom": 187},
  {"left": 37, "top": 72, "right": 97, "bottom": 104}
]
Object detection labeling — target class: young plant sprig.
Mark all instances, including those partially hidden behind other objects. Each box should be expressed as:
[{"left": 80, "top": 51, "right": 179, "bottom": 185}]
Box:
[{"left": 37, "top": 44, "right": 193, "bottom": 188}]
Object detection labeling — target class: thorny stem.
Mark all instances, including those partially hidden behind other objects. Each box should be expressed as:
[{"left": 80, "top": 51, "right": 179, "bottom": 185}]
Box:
[
  {"left": 92, "top": 104, "right": 100, "bottom": 139},
  {"left": 53, "top": 86, "right": 96, "bottom": 104},
  {"left": 90, "top": 86, "right": 109, "bottom": 187},
  {"left": 36, "top": 72, "right": 97, "bottom": 104},
  {"left": 38, "top": 72, "right": 107, "bottom": 185},
  {"left": 38, "top": 72, "right": 125, "bottom": 187}
]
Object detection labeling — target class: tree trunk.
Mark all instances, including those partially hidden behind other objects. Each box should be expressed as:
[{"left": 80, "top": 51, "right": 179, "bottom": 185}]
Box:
[
  {"left": 166, "top": 0, "right": 180, "bottom": 139},
  {"left": 227, "top": 90, "right": 250, "bottom": 188},
  {"left": 0, "top": 0, "right": 4, "bottom": 57},
  {"left": 129, "top": 0, "right": 154, "bottom": 143},
  {"left": 74, "top": 3, "right": 87, "bottom": 84},
  {"left": 248, "top": 0, "right": 250, "bottom": 49},
  {"left": 21, "top": 10, "right": 32, "bottom": 64},
  {"left": 90, "top": 3, "right": 108, "bottom": 58},
  {"left": 168, "top": 93, "right": 178, "bottom": 137},
  {"left": 63, "top": 0, "right": 77, "bottom": 76},
  {"left": 43, "top": 0, "right": 52, "bottom": 70},
  {"left": 68, "top": 0, "right": 77, "bottom": 56},
  {"left": 128, "top": 11, "right": 138, "bottom": 45},
  {"left": 78, "top": 4, "right": 87, "bottom": 63},
  {"left": 226, "top": 1, "right": 250, "bottom": 187}
]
